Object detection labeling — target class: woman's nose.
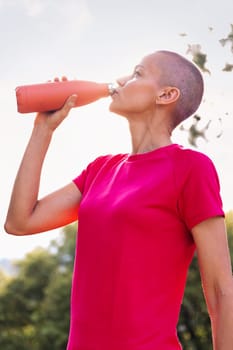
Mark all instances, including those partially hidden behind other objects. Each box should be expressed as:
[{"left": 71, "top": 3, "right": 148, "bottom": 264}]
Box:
[{"left": 116, "top": 75, "right": 130, "bottom": 87}]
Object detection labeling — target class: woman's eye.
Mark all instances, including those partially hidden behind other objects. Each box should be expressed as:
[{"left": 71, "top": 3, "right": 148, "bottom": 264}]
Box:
[{"left": 133, "top": 70, "right": 141, "bottom": 77}]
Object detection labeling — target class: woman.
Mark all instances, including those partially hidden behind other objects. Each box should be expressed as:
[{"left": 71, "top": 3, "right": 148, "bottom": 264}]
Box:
[{"left": 5, "top": 50, "right": 233, "bottom": 350}]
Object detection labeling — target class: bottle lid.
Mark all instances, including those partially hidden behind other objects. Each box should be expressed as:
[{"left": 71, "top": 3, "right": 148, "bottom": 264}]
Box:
[{"left": 108, "top": 83, "right": 118, "bottom": 95}]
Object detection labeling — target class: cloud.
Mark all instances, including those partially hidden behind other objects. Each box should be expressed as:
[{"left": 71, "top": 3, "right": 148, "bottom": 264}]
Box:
[
  {"left": 20, "top": 0, "right": 93, "bottom": 30},
  {"left": 20, "top": 0, "right": 94, "bottom": 43},
  {"left": 22, "top": 0, "right": 45, "bottom": 16},
  {"left": 56, "top": 0, "right": 93, "bottom": 39},
  {"left": 1, "top": 0, "right": 93, "bottom": 32},
  {"left": 0, "top": 0, "right": 94, "bottom": 79}
]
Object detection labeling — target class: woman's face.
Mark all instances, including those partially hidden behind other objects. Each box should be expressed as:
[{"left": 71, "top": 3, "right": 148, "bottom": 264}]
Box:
[{"left": 109, "top": 53, "right": 163, "bottom": 118}]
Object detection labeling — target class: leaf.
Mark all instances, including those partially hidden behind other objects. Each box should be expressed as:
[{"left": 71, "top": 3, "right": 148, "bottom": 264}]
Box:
[
  {"left": 186, "top": 44, "right": 211, "bottom": 74},
  {"left": 219, "top": 24, "right": 233, "bottom": 53},
  {"left": 222, "top": 63, "right": 233, "bottom": 72}
]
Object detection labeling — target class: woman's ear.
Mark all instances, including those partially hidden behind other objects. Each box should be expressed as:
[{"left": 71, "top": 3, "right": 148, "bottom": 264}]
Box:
[{"left": 156, "top": 86, "right": 180, "bottom": 105}]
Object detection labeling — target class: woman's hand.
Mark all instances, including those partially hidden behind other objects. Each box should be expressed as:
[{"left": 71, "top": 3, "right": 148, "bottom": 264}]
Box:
[
  {"left": 34, "top": 77, "right": 77, "bottom": 132},
  {"left": 34, "top": 93, "right": 77, "bottom": 132}
]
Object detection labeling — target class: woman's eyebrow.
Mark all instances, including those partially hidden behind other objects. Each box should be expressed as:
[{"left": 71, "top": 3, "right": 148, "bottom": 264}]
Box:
[{"left": 134, "top": 64, "right": 144, "bottom": 70}]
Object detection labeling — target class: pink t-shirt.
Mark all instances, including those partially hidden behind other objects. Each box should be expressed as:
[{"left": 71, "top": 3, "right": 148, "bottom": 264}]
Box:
[{"left": 67, "top": 144, "right": 224, "bottom": 350}]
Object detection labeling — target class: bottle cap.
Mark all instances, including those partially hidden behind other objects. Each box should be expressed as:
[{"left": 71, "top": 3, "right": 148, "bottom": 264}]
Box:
[{"left": 108, "top": 83, "right": 118, "bottom": 95}]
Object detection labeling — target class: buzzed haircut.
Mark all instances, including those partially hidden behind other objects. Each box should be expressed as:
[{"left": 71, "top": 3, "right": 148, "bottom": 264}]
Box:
[{"left": 156, "top": 50, "right": 204, "bottom": 128}]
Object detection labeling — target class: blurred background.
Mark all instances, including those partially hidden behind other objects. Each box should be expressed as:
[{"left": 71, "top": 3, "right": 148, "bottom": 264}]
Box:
[{"left": 0, "top": 0, "right": 233, "bottom": 348}]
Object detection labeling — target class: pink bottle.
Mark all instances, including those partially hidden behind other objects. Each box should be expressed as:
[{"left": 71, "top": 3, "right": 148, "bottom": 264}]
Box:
[{"left": 15, "top": 80, "right": 116, "bottom": 113}]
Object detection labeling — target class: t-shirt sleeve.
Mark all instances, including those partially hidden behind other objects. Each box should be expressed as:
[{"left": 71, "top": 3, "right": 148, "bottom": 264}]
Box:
[
  {"left": 72, "top": 155, "right": 110, "bottom": 194},
  {"left": 178, "top": 151, "right": 224, "bottom": 230}
]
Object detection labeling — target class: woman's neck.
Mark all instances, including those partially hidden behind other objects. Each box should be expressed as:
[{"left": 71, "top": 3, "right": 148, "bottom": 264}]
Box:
[{"left": 128, "top": 116, "right": 172, "bottom": 155}]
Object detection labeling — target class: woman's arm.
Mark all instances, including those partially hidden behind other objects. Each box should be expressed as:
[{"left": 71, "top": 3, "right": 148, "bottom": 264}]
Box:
[
  {"left": 192, "top": 216, "right": 233, "bottom": 350},
  {"left": 4, "top": 94, "right": 82, "bottom": 235}
]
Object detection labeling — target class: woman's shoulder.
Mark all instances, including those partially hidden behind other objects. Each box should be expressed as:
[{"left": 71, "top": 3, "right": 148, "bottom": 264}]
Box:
[
  {"left": 86, "top": 153, "right": 128, "bottom": 172},
  {"left": 174, "top": 144, "right": 215, "bottom": 168}
]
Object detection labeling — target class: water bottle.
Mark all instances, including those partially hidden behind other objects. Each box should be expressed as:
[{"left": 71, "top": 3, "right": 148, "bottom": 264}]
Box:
[{"left": 15, "top": 79, "right": 116, "bottom": 113}]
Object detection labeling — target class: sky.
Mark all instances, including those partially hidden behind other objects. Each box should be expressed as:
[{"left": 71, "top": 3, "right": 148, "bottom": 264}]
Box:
[{"left": 1, "top": 0, "right": 233, "bottom": 260}]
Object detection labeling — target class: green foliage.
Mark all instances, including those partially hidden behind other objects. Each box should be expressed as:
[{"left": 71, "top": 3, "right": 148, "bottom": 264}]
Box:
[
  {"left": 178, "top": 212, "right": 233, "bottom": 349},
  {"left": 36, "top": 270, "right": 73, "bottom": 350},
  {"left": 0, "top": 224, "right": 77, "bottom": 350},
  {"left": 178, "top": 255, "right": 212, "bottom": 349},
  {"left": 224, "top": 211, "right": 233, "bottom": 266},
  {"left": 0, "top": 269, "right": 9, "bottom": 293}
]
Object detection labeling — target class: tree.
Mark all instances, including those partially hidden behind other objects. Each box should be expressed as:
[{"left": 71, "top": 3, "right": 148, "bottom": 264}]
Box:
[
  {"left": 36, "top": 224, "right": 77, "bottom": 350},
  {"left": 178, "top": 255, "right": 212, "bottom": 349},
  {"left": 223, "top": 210, "right": 233, "bottom": 266},
  {"left": 178, "top": 211, "right": 233, "bottom": 349},
  {"left": 0, "top": 224, "right": 77, "bottom": 350}
]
